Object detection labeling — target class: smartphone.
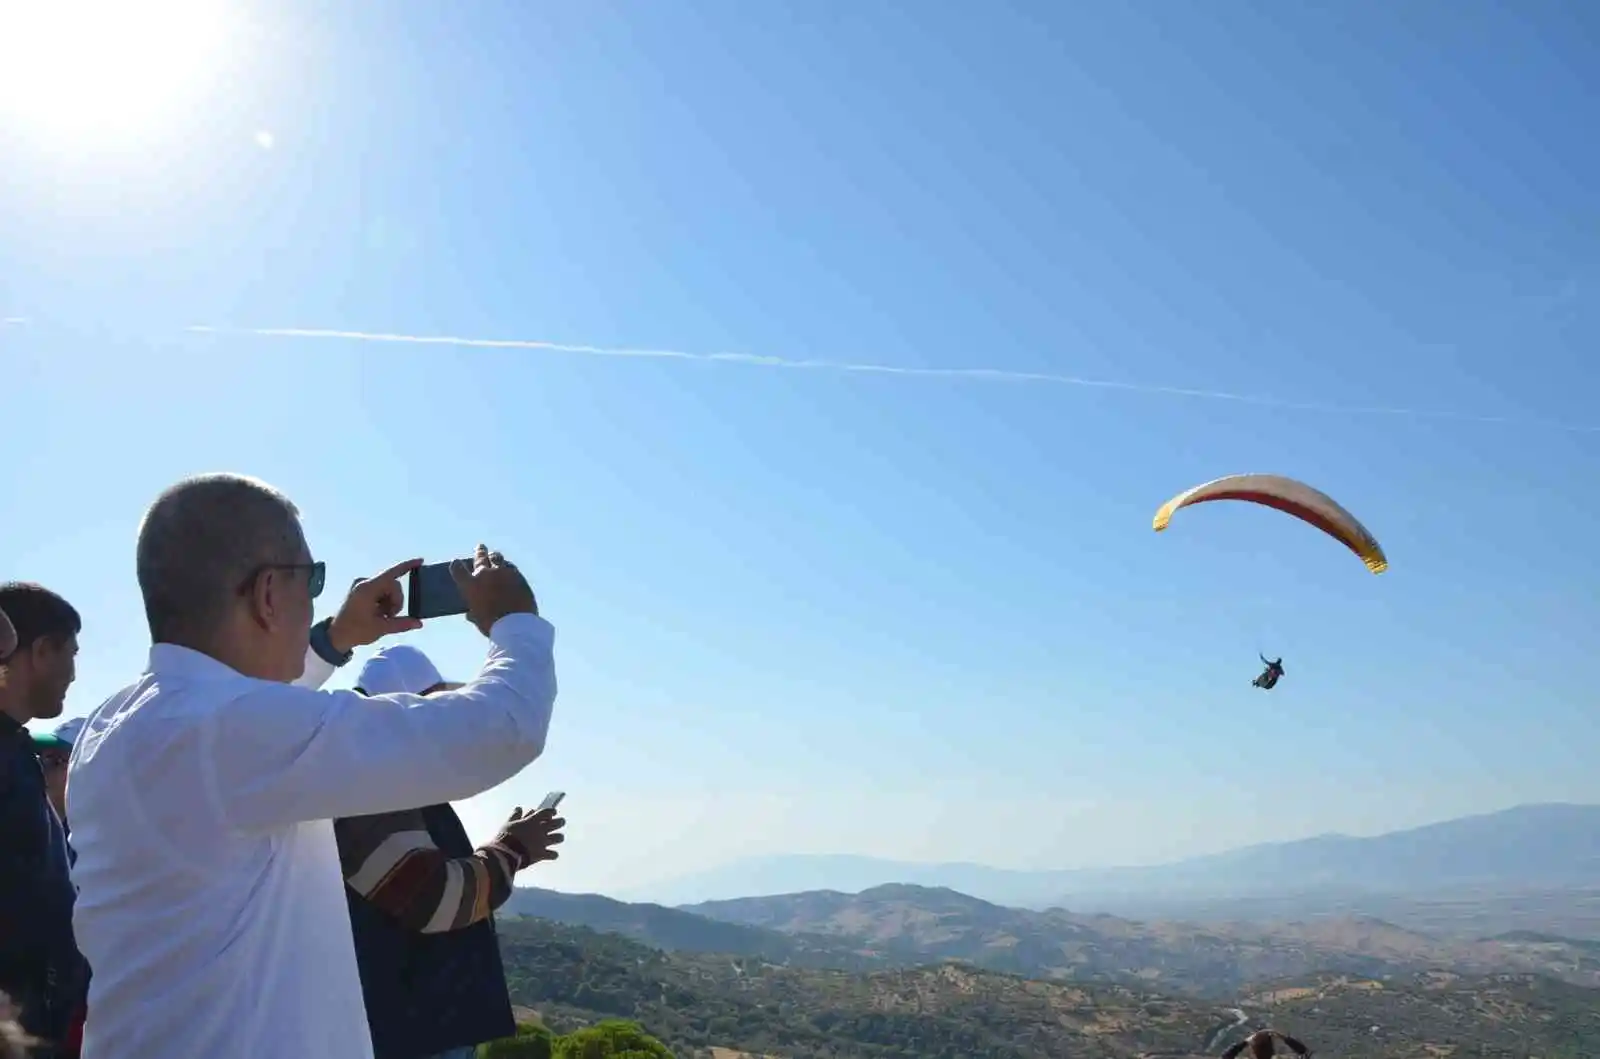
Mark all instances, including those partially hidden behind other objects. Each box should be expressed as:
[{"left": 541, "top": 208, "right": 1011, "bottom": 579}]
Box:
[
  {"left": 407, "top": 560, "right": 470, "bottom": 620},
  {"left": 537, "top": 790, "right": 566, "bottom": 813}
]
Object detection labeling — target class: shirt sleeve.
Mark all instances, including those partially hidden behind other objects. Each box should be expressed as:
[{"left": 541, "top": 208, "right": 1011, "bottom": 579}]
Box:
[
  {"left": 203, "top": 613, "right": 557, "bottom": 831},
  {"left": 294, "top": 643, "right": 337, "bottom": 690},
  {"left": 334, "top": 810, "right": 528, "bottom": 933}
]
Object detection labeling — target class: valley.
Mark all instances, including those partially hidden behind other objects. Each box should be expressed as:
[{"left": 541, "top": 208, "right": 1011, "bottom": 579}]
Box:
[{"left": 496, "top": 916, "right": 1600, "bottom": 1058}]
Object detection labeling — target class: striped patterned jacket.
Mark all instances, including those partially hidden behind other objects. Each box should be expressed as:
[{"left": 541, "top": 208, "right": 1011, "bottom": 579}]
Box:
[{"left": 333, "top": 809, "right": 531, "bottom": 932}]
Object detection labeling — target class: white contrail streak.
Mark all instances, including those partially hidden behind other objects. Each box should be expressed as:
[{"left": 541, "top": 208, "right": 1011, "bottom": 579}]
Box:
[{"left": 184, "top": 325, "right": 1600, "bottom": 434}]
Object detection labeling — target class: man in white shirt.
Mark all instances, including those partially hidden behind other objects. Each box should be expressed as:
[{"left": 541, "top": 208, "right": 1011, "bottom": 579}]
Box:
[{"left": 66, "top": 473, "right": 558, "bottom": 1059}]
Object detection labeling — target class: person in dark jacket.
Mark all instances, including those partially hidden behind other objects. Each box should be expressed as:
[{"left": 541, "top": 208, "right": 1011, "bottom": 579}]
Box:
[
  {"left": 339, "top": 645, "right": 566, "bottom": 1059},
  {"left": 0, "top": 583, "right": 87, "bottom": 1057},
  {"left": 30, "top": 719, "right": 84, "bottom": 833}
]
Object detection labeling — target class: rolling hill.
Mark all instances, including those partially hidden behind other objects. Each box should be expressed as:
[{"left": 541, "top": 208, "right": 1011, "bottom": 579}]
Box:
[
  {"left": 507, "top": 881, "right": 1600, "bottom": 997},
  {"left": 501, "top": 887, "right": 891, "bottom": 971},
  {"left": 634, "top": 803, "right": 1600, "bottom": 909},
  {"left": 684, "top": 882, "right": 1600, "bottom": 995},
  {"left": 496, "top": 916, "right": 1600, "bottom": 1058}
]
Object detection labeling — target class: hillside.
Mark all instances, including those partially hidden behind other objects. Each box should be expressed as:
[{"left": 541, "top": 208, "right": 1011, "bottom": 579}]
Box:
[
  {"left": 682, "top": 883, "right": 1600, "bottom": 994},
  {"left": 511, "top": 881, "right": 1600, "bottom": 997},
  {"left": 496, "top": 916, "right": 1600, "bottom": 1058},
  {"left": 637, "top": 804, "right": 1600, "bottom": 908},
  {"left": 502, "top": 887, "right": 892, "bottom": 972}
]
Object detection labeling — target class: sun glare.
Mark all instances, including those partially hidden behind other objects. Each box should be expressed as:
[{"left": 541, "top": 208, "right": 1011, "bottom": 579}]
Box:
[{"left": 0, "top": 0, "right": 236, "bottom": 144}]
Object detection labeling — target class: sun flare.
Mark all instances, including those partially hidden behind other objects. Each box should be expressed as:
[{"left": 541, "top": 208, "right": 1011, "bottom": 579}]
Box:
[{"left": 0, "top": 0, "right": 236, "bottom": 143}]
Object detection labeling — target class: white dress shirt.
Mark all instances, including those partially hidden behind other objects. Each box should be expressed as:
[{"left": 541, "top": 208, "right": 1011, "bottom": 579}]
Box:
[{"left": 65, "top": 614, "right": 556, "bottom": 1059}]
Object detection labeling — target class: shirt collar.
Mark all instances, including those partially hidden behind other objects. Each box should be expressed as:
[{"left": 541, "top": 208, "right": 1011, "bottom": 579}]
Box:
[{"left": 147, "top": 642, "right": 254, "bottom": 683}]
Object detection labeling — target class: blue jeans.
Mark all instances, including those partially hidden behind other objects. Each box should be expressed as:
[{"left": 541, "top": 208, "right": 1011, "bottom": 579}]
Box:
[{"left": 426, "top": 1048, "right": 478, "bottom": 1059}]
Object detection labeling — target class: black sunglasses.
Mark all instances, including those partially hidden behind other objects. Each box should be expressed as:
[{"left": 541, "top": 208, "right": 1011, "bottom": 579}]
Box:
[{"left": 238, "top": 560, "right": 326, "bottom": 600}]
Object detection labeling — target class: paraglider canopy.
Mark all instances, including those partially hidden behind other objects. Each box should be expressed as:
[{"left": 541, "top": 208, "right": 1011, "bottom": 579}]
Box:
[{"left": 1152, "top": 473, "right": 1387, "bottom": 575}]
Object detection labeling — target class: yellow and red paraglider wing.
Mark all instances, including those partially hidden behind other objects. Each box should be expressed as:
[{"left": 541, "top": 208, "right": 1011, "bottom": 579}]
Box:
[{"left": 1152, "top": 473, "right": 1388, "bottom": 574}]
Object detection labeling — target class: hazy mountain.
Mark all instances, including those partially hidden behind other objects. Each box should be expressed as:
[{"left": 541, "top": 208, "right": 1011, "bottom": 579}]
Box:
[
  {"left": 625, "top": 852, "right": 1087, "bottom": 908},
  {"left": 633, "top": 803, "right": 1600, "bottom": 908},
  {"left": 500, "top": 886, "right": 893, "bottom": 971},
  {"left": 684, "top": 881, "right": 1600, "bottom": 994},
  {"left": 510, "top": 879, "right": 1600, "bottom": 997}
]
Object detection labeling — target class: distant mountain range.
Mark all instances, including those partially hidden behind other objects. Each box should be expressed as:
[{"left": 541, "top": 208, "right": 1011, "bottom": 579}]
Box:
[
  {"left": 627, "top": 803, "right": 1600, "bottom": 908},
  {"left": 498, "top": 802, "right": 1600, "bottom": 1056},
  {"left": 504, "top": 878, "right": 1600, "bottom": 997}
]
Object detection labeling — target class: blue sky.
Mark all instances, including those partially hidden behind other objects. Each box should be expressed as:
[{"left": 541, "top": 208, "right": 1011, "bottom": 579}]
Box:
[{"left": 1, "top": 0, "right": 1598, "bottom": 896}]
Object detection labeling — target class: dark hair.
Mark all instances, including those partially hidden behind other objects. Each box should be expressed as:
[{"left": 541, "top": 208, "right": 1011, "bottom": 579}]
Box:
[{"left": 0, "top": 583, "right": 81, "bottom": 651}]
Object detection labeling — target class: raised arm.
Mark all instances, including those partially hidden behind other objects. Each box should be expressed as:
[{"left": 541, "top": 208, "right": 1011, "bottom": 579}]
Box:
[
  {"left": 335, "top": 809, "right": 532, "bottom": 932},
  {"left": 206, "top": 612, "right": 557, "bottom": 830}
]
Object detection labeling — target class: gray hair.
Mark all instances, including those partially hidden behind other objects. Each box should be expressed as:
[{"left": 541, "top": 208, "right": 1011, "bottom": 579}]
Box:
[{"left": 136, "top": 473, "right": 305, "bottom": 642}]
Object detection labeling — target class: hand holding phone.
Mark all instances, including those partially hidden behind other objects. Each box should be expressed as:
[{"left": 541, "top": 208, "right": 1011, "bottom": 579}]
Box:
[
  {"left": 331, "top": 559, "right": 426, "bottom": 650},
  {"left": 407, "top": 560, "right": 471, "bottom": 620},
  {"left": 408, "top": 546, "right": 538, "bottom": 636},
  {"left": 503, "top": 797, "right": 566, "bottom": 866}
]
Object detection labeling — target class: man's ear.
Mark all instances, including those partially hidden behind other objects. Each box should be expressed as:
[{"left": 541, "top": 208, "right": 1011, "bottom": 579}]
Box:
[
  {"left": 22, "top": 637, "right": 51, "bottom": 668},
  {"left": 247, "top": 568, "right": 281, "bottom": 630}
]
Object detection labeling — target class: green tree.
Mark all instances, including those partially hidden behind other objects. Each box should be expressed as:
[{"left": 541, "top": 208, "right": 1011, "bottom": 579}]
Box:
[
  {"left": 552, "top": 1019, "right": 674, "bottom": 1059},
  {"left": 479, "top": 1021, "right": 556, "bottom": 1059}
]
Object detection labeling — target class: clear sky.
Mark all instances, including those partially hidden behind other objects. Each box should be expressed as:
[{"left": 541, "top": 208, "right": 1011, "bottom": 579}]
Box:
[{"left": 2, "top": 0, "right": 1598, "bottom": 897}]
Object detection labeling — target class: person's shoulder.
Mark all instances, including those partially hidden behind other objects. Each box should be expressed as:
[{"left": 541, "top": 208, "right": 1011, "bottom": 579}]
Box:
[
  {"left": 73, "top": 673, "right": 213, "bottom": 771},
  {"left": 0, "top": 732, "right": 35, "bottom": 792}
]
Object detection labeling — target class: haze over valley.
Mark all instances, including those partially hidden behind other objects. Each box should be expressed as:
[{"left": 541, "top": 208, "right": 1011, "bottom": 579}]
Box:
[{"left": 497, "top": 805, "right": 1600, "bottom": 1055}]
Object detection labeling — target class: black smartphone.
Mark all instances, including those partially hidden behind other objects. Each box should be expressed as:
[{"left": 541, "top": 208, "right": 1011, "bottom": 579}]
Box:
[
  {"left": 407, "top": 559, "right": 470, "bottom": 620},
  {"left": 537, "top": 790, "right": 566, "bottom": 813}
]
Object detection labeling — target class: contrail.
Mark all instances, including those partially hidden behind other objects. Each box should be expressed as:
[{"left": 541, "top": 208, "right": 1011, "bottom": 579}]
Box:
[{"left": 185, "top": 325, "right": 1600, "bottom": 434}]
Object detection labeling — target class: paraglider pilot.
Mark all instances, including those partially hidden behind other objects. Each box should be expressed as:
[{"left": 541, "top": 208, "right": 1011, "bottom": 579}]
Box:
[
  {"left": 1222, "top": 1028, "right": 1311, "bottom": 1058},
  {"left": 1252, "top": 654, "right": 1284, "bottom": 690}
]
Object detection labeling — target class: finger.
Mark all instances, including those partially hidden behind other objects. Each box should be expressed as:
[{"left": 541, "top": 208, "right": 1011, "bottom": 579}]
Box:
[
  {"left": 449, "top": 557, "right": 474, "bottom": 589},
  {"left": 547, "top": 816, "right": 565, "bottom": 830},
  {"left": 543, "top": 832, "right": 565, "bottom": 845},
  {"left": 538, "top": 849, "right": 560, "bottom": 862},
  {"left": 530, "top": 807, "right": 556, "bottom": 821},
  {"left": 378, "top": 617, "right": 424, "bottom": 636},
  {"left": 372, "top": 580, "right": 404, "bottom": 617},
  {"left": 487, "top": 550, "right": 505, "bottom": 566},
  {"left": 371, "top": 557, "right": 424, "bottom": 586},
  {"left": 474, "top": 543, "right": 490, "bottom": 571}
]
